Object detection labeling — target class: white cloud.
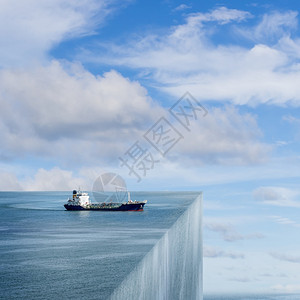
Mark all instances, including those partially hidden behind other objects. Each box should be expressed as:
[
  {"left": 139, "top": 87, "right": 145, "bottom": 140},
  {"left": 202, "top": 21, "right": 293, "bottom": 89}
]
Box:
[
  {"left": 0, "top": 60, "right": 162, "bottom": 165},
  {"left": 0, "top": 167, "right": 90, "bottom": 191},
  {"left": 254, "top": 186, "right": 300, "bottom": 207},
  {"left": 198, "top": 6, "right": 251, "bottom": 24},
  {"left": 283, "top": 115, "right": 300, "bottom": 124},
  {"left": 237, "top": 11, "right": 298, "bottom": 43},
  {"left": 229, "top": 276, "right": 254, "bottom": 282},
  {"left": 167, "top": 7, "right": 250, "bottom": 46},
  {"left": 0, "top": 165, "right": 127, "bottom": 191},
  {"left": 172, "top": 106, "right": 271, "bottom": 165},
  {"left": 277, "top": 35, "right": 300, "bottom": 59},
  {"left": 134, "top": 155, "right": 300, "bottom": 188},
  {"left": 173, "top": 4, "right": 191, "bottom": 12},
  {"left": 90, "top": 8, "right": 300, "bottom": 106},
  {"left": 270, "top": 252, "right": 300, "bottom": 263},
  {"left": 0, "top": 59, "right": 271, "bottom": 174},
  {"left": 204, "top": 246, "right": 244, "bottom": 259},
  {"left": 0, "top": 171, "right": 22, "bottom": 191},
  {"left": 205, "top": 222, "right": 264, "bottom": 242},
  {"left": 0, "top": 0, "right": 124, "bottom": 67},
  {"left": 22, "top": 167, "right": 85, "bottom": 191},
  {"left": 0, "top": 5, "right": 291, "bottom": 190},
  {"left": 260, "top": 272, "right": 288, "bottom": 278},
  {"left": 272, "top": 283, "right": 300, "bottom": 293},
  {"left": 270, "top": 215, "right": 300, "bottom": 227}
]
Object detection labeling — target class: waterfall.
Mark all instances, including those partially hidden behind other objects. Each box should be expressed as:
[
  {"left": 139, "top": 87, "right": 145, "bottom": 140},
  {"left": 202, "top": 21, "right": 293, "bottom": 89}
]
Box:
[{"left": 110, "top": 193, "right": 203, "bottom": 300}]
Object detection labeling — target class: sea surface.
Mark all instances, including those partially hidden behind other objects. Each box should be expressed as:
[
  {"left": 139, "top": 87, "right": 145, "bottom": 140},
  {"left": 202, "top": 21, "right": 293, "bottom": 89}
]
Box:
[
  {"left": 0, "top": 191, "right": 298, "bottom": 300},
  {"left": 0, "top": 191, "right": 198, "bottom": 299}
]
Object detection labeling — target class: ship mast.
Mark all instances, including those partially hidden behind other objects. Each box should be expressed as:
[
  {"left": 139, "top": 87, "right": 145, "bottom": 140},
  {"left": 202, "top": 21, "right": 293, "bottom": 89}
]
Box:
[{"left": 128, "top": 191, "right": 131, "bottom": 202}]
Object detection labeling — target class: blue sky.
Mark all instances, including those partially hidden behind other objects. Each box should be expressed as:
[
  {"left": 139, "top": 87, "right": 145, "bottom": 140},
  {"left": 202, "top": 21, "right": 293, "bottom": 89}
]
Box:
[{"left": 0, "top": 0, "right": 300, "bottom": 295}]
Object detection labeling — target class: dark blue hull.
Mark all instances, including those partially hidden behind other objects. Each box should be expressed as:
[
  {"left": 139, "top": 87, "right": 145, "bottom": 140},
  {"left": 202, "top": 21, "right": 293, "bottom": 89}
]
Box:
[{"left": 64, "top": 202, "right": 145, "bottom": 211}]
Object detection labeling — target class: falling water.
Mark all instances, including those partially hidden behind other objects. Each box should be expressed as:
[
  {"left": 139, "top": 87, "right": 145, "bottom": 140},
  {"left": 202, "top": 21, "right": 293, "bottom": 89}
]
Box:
[{"left": 110, "top": 193, "right": 203, "bottom": 300}]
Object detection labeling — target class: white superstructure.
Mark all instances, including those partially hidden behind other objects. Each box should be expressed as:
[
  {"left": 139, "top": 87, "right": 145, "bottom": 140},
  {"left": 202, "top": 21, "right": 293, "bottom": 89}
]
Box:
[{"left": 66, "top": 189, "right": 91, "bottom": 207}]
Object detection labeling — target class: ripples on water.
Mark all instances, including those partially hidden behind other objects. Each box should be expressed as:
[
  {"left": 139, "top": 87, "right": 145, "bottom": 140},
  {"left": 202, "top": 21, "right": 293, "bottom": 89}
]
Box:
[
  {"left": 1, "top": 192, "right": 298, "bottom": 300},
  {"left": 0, "top": 191, "right": 198, "bottom": 299}
]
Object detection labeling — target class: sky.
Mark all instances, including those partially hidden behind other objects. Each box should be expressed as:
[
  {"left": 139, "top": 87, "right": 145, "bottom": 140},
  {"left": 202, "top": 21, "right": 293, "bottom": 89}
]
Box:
[{"left": 0, "top": 0, "right": 300, "bottom": 295}]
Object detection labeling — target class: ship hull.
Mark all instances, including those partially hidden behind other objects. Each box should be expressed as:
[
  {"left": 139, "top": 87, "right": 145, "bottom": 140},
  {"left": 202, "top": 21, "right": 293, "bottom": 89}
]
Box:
[{"left": 64, "top": 202, "right": 145, "bottom": 211}]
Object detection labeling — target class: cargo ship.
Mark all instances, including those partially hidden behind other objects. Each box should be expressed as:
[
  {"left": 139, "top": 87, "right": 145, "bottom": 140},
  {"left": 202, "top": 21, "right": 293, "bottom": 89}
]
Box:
[{"left": 64, "top": 190, "right": 147, "bottom": 211}]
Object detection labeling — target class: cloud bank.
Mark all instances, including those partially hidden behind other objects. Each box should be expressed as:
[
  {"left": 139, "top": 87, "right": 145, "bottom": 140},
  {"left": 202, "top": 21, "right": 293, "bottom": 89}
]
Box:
[
  {"left": 270, "top": 252, "right": 300, "bottom": 263},
  {"left": 254, "top": 186, "right": 300, "bottom": 207},
  {"left": 0, "top": 0, "right": 126, "bottom": 67},
  {"left": 205, "top": 222, "right": 264, "bottom": 242},
  {"left": 204, "top": 246, "right": 244, "bottom": 259},
  {"left": 0, "top": 61, "right": 161, "bottom": 165},
  {"left": 90, "top": 7, "right": 300, "bottom": 106}
]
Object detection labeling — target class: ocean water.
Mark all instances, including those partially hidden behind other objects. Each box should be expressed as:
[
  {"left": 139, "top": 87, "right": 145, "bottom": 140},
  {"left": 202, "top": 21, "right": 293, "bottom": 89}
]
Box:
[
  {"left": 1, "top": 191, "right": 298, "bottom": 300},
  {"left": 110, "top": 193, "right": 202, "bottom": 300},
  {"left": 0, "top": 191, "right": 199, "bottom": 300}
]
